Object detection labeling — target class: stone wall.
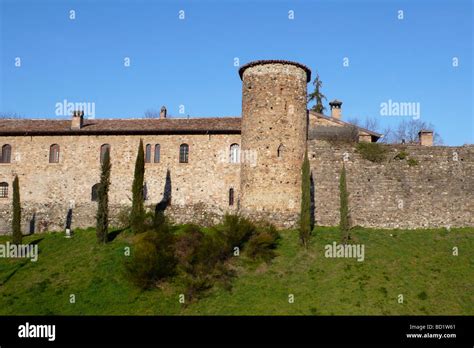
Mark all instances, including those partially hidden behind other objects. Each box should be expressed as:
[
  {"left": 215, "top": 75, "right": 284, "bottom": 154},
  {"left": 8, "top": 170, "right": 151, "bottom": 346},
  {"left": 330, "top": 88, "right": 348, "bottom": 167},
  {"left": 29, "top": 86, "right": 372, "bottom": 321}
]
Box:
[
  {"left": 0, "top": 133, "right": 241, "bottom": 234},
  {"left": 309, "top": 140, "right": 474, "bottom": 229}
]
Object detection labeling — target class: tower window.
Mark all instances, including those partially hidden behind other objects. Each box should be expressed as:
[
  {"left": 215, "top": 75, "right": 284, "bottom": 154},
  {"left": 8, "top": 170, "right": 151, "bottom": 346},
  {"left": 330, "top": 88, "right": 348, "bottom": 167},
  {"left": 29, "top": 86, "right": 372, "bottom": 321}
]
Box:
[
  {"left": 154, "top": 144, "right": 161, "bottom": 163},
  {"left": 1, "top": 144, "right": 11, "bottom": 163},
  {"left": 230, "top": 143, "right": 240, "bottom": 163},
  {"left": 145, "top": 144, "right": 151, "bottom": 163},
  {"left": 179, "top": 144, "right": 189, "bottom": 163},
  {"left": 229, "top": 188, "right": 234, "bottom": 206},
  {"left": 277, "top": 144, "right": 284, "bottom": 158},
  {"left": 0, "top": 182, "right": 8, "bottom": 198},
  {"left": 91, "top": 183, "right": 100, "bottom": 202},
  {"left": 100, "top": 144, "right": 110, "bottom": 164},
  {"left": 49, "top": 144, "right": 60, "bottom": 163}
]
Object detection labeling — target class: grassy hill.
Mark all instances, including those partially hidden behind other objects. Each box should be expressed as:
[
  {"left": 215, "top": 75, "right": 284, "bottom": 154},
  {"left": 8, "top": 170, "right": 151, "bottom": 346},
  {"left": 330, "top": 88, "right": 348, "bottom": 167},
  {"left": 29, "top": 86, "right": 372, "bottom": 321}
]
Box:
[{"left": 0, "top": 226, "right": 472, "bottom": 315}]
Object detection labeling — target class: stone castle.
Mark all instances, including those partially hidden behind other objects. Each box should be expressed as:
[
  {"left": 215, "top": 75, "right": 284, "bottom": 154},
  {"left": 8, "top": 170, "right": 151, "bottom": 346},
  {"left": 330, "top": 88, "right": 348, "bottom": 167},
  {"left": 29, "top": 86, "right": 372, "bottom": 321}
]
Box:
[{"left": 0, "top": 60, "right": 472, "bottom": 234}]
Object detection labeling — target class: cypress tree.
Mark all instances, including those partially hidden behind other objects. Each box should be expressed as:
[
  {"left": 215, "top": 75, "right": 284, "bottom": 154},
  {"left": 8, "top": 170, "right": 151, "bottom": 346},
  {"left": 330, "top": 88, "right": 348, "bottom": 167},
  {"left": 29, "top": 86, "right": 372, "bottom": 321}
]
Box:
[
  {"left": 339, "top": 164, "right": 350, "bottom": 242},
  {"left": 12, "top": 175, "right": 22, "bottom": 245},
  {"left": 300, "top": 150, "right": 311, "bottom": 247},
  {"left": 131, "top": 139, "right": 145, "bottom": 234},
  {"left": 96, "top": 147, "right": 111, "bottom": 244}
]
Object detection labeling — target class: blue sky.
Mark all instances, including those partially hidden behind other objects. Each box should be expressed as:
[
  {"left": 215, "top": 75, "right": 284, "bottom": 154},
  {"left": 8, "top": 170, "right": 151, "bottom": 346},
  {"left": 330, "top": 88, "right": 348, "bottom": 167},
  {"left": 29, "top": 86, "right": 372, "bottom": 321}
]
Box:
[{"left": 0, "top": 0, "right": 472, "bottom": 145}]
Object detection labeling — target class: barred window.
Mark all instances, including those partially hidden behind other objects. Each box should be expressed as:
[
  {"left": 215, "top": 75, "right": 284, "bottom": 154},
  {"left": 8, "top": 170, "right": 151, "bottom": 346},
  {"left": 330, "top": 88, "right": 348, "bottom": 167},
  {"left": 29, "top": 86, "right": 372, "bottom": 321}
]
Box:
[
  {"left": 49, "top": 144, "right": 60, "bottom": 163},
  {"left": 0, "top": 182, "right": 8, "bottom": 198},
  {"left": 179, "top": 144, "right": 189, "bottom": 163},
  {"left": 1, "top": 144, "right": 11, "bottom": 163},
  {"left": 154, "top": 144, "right": 161, "bottom": 163}
]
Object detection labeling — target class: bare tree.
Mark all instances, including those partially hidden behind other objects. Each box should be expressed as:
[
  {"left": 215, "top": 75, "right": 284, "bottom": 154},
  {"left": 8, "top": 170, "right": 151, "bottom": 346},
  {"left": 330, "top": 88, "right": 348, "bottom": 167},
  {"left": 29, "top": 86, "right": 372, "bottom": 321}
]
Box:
[
  {"left": 144, "top": 109, "right": 160, "bottom": 119},
  {"left": 0, "top": 112, "right": 22, "bottom": 119},
  {"left": 384, "top": 119, "right": 442, "bottom": 145}
]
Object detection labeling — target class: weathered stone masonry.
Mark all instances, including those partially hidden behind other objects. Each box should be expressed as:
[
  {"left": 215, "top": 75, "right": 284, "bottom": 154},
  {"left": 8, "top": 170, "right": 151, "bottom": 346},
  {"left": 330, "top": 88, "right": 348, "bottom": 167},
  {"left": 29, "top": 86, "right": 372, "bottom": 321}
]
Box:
[{"left": 0, "top": 60, "right": 473, "bottom": 233}]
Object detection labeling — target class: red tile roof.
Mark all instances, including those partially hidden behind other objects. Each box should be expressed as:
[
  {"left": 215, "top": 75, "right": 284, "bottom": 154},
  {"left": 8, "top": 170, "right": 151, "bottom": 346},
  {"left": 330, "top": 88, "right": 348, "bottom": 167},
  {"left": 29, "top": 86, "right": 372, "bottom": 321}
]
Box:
[{"left": 0, "top": 117, "right": 242, "bottom": 136}]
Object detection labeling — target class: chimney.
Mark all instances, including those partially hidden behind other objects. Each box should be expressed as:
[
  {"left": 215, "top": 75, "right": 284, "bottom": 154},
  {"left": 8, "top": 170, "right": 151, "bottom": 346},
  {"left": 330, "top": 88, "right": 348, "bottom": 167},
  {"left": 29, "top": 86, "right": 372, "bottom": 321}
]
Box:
[
  {"left": 160, "top": 106, "right": 167, "bottom": 119},
  {"left": 329, "top": 99, "right": 343, "bottom": 119},
  {"left": 418, "top": 130, "right": 433, "bottom": 146},
  {"left": 71, "top": 110, "right": 84, "bottom": 130}
]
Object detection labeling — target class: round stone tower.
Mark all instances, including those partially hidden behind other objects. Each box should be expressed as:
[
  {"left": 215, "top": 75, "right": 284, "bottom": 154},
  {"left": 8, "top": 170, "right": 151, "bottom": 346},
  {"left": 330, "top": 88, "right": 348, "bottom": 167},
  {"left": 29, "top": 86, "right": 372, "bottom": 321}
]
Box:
[{"left": 238, "top": 60, "right": 311, "bottom": 227}]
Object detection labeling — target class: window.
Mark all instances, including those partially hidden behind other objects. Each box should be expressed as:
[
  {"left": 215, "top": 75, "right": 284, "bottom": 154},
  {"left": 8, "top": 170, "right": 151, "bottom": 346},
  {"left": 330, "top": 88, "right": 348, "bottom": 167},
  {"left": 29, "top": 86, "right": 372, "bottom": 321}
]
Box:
[
  {"left": 179, "top": 144, "right": 189, "bottom": 163},
  {"left": 145, "top": 144, "right": 151, "bottom": 163},
  {"left": 277, "top": 144, "right": 284, "bottom": 158},
  {"left": 230, "top": 143, "right": 240, "bottom": 163},
  {"left": 49, "top": 144, "right": 60, "bottom": 163},
  {"left": 91, "top": 183, "right": 100, "bottom": 202},
  {"left": 1, "top": 144, "right": 11, "bottom": 163},
  {"left": 100, "top": 144, "right": 110, "bottom": 163},
  {"left": 0, "top": 182, "right": 8, "bottom": 198},
  {"left": 154, "top": 144, "right": 161, "bottom": 163},
  {"left": 229, "top": 188, "right": 234, "bottom": 206},
  {"left": 143, "top": 183, "right": 148, "bottom": 201}
]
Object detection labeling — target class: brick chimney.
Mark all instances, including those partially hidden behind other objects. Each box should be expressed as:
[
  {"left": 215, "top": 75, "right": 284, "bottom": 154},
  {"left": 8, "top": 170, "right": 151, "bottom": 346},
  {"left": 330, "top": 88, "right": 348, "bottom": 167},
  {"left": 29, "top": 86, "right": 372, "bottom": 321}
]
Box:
[
  {"left": 329, "top": 99, "right": 342, "bottom": 119},
  {"left": 160, "top": 106, "right": 167, "bottom": 119},
  {"left": 71, "top": 110, "right": 84, "bottom": 130},
  {"left": 418, "top": 130, "right": 433, "bottom": 146}
]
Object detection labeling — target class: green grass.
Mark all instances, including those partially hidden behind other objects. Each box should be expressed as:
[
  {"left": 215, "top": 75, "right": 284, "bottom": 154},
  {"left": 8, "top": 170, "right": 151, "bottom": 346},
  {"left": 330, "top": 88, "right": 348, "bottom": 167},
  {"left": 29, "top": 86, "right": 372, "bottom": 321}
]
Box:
[{"left": 0, "top": 226, "right": 472, "bottom": 315}]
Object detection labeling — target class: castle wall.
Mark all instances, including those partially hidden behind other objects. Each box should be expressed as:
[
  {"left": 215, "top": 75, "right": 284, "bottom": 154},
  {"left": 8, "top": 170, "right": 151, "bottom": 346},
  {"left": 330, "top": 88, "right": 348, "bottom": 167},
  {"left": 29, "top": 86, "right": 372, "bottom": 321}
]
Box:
[
  {"left": 0, "top": 133, "right": 241, "bottom": 234},
  {"left": 309, "top": 140, "right": 474, "bottom": 229},
  {"left": 239, "top": 63, "right": 309, "bottom": 227}
]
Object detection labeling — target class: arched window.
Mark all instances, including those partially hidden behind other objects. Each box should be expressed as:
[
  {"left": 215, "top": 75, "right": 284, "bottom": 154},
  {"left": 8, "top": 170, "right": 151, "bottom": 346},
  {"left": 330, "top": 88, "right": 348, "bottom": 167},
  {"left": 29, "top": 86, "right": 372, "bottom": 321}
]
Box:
[
  {"left": 229, "top": 188, "right": 234, "bottom": 206},
  {"left": 145, "top": 144, "right": 151, "bottom": 163},
  {"left": 1, "top": 144, "right": 11, "bottom": 163},
  {"left": 229, "top": 143, "right": 240, "bottom": 163},
  {"left": 49, "top": 144, "right": 60, "bottom": 163},
  {"left": 0, "top": 182, "right": 8, "bottom": 198},
  {"left": 277, "top": 144, "right": 284, "bottom": 158},
  {"left": 100, "top": 144, "right": 110, "bottom": 164},
  {"left": 179, "top": 144, "right": 189, "bottom": 163},
  {"left": 154, "top": 144, "right": 161, "bottom": 163},
  {"left": 91, "top": 183, "right": 100, "bottom": 202}
]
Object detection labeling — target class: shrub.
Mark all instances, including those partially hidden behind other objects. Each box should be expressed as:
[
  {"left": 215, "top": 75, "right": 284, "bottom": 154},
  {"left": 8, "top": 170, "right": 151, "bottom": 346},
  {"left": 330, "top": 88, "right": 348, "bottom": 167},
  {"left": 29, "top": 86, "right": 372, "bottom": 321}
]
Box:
[
  {"left": 218, "top": 214, "right": 256, "bottom": 254},
  {"left": 339, "top": 164, "right": 350, "bottom": 242},
  {"left": 246, "top": 223, "right": 280, "bottom": 262},
  {"left": 394, "top": 151, "right": 408, "bottom": 160},
  {"left": 356, "top": 142, "right": 387, "bottom": 163},
  {"left": 300, "top": 150, "right": 311, "bottom": 247},
  {"left": 12, "top": 175, "right": 21, "bottom": 245},
  {"left": 116, "top": 206, "right": 132, "bottom": 229},
  {"left": 125, "top": 226, "right": 176, "bottom": 289},
  {"left": 407, "top": 158, "right": 419, "bottom": 166},
  {"left": 131, "top": 139, "right": 145, "bottom": 234}
]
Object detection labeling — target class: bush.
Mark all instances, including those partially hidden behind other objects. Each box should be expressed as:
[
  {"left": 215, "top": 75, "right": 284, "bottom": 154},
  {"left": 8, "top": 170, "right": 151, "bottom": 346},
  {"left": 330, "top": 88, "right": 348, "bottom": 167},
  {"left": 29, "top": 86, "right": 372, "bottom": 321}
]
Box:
[
  {"left": 125, "top": 227, "right": 176, "bottom": 289},
  {"left": 246, "top": 223, "right": 280, "bottom": 262},
  {"left": 394, "top": 151, "right": 408, "bottom": 160},
  {"left": 407, "top": 158, "right": 419, "bottom": 166},
  {"left": 356, "top": 142, "right": 387, "bottom": 163},
  {"left": 218, "top": 214, "right": 256, "bottom": 254},
  {"left": 116, "top": 206, "right": 132, "bottom": 229}
]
